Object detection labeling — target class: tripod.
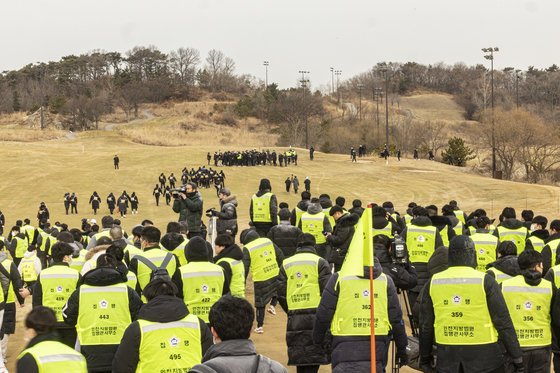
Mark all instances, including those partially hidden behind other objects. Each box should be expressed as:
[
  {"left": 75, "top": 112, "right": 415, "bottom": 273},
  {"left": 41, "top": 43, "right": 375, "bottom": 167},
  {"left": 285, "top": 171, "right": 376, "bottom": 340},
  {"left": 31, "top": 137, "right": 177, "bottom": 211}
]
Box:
[{"left": 391, "top": 289, "right": 417, "bottom": 373}]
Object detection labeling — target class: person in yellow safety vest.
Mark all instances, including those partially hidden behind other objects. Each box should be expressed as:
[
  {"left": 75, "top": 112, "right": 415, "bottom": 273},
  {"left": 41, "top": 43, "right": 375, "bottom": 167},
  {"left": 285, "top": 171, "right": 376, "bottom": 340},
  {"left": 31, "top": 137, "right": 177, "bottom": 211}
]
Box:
[
  {"left": 161, "top": 222, "right": 189, "bottom": 266},
  {"left": 277, "top": 234, "right": 332, "bottom": 372},
  {"left": 382, "top": 201, "right": 406, "bottom": 231},
  {"left": 213, "top": 234, "right": 246, "bottom": 298},
  {"left": 526, "top": 215, "right": 550, "bottom": 253},
  {"left": 86, "top": 215, "right": 114, "bottom": 250},
  {"left": 371, "top": 206, "right": 401, "bottom": 240},
  {"left": 401, "top": 206, "right": 443, "bottom": 307},
  {"left": 250, "top": 178, "right": 278, "bottom": 237},
  {"left": 502, "top": 250, "right": 558, "bottom": 372},
  {"left": 21, "top": 218, "right": 38, "bottom": 247},
  {"left": 470, "top": 216, "right": 500, "bottom": 272},
  {"left": 290, "top": 192, "right": 311, "bottom": 227},
  {"left": 419, "top": 235, "right": 524, "bottom": 373},
  {"left": 62, "top": 253, "right": 142, "bottom": 372},
  {"left": 298, "top": 198, "right": 332, "bottom": 261},
  {"left": 17, "top": 306, "right": 87, "bottom": 373},
  {"left": 107, "top": 225, "right": 142, "bottom": 264},
  {"left": 240, "top": 229, "right": 284, "bottom": 334},
  {"left": 0, "top": 242, "right": 14, "bottom": 373},
  {"left": 313, "top": 255, "right": 409, "bottom": 372},
  {"left": 9, "top": 225, "right": 28, "bottom": 266},
  {"left": 442, "top": 204, "right": 465, "bottom": 236},
  {"left": 348, "top": 199, "right": 365, "bottom": 218},
  {"left": 175, "top": 237, "right": 229, "bottom": 324},
  {"left": 318, "top": 194, "right": 336, "bottom": 230},
  {"left": 113, "top": 278, "right": 212, "bottom": 372},
  {"left": 541, "top": 219, "right": 560, "bottom": 275},
  {"left": 36, "top": 220, "right": 53, "bottom": 268},
  {"left": 18, "top": 245, "right": 42, "bottom": 288},
  {"left": 449, "top": 199, "right": 467, "bottom": 224},
  {"left": 493, "top": 207, "right": 529, "bottom": 255},
  {"left": 486, "top": 241, "right": 522, "bottom": 285},
  {"left": 326, "top": 206, "right": 360, "bottom": 272},
  {"left": 29, "top": 242, "right": 80, "bottom": 348},
  {"left": 403, "top": 202, "right": 417, "bottom": 226},
  {"left": 129, "top": 226, "right": 181, "bottom": 297}
]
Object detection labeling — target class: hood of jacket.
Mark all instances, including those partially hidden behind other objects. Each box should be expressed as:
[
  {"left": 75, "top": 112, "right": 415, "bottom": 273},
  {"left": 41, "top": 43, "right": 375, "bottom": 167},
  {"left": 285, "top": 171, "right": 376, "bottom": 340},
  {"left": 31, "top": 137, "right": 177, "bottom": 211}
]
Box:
[
  {"left": 530, "top": 229, "right": 550, "bottom": 241},
  {"left": 444, "top": 214, "right": 459, "bottom": 227},
  {"left": 372, "top": 215, "right": 390, "bottom": 230},
  {"left": 161, "top": 232, "right": 184, "bottom": 251},
  {"left": 24, "top": 251, "right": 37, "bottom": 259},
  {"left": 255, "top": 189, "right": 271, "bottom": 197},
  {"left": 336, "top": 213, "right": 360, "bottom": 228},
  {"left": 306, "top": 202, "right": 323, "bottom": 214},
  {"left": 137, "top": 295, "right": 189, "bottom": 322},
  {"left": 185, "top": 236, "right": 210, "bottom": 262},
  {"left": 201, "top": 339, "right": 257, "bottom": 363},
  {"left": 296, "top": 199, "right": 310, "bottom": 211},
  {"left": 428, "top": 246, "right": 449, "bottom": 276},
  {"left": 79, "top": 267, "right": 126, "bottom": 287},
  {"left": 319, "top": 196, "right": 333, "bottom": 209},
  {"left": 240, "top": 229, "right": 260, "bottom": 245},
  {"left": 410, "top": 216, "right": 433, "bottom": 227},
  {"left": 521, "top": 269, "right": 542, "bottom": 286},
  {"left": 112, "top": 238, "right": 127, "bottom": 250},
  {"left": 360, "top": 257, "right": 383, "bottom": 279},
  {"left": 214, "top": 243, "right": 244, "bottom": 262},
  {"left": 221, "top": 194, "right": 238, "bottom": 206},
  {"left": 430, "top": 215, "right": 452, "bottom": 230},
  {"left": 487, "top": 255, "right": 521, "bottom": 276},
  {"left": 295, "top": 245, "right": 318, "bottom": 255},
  {"left": 499, "top": 218, "right": 525, "bottom": 230},
  {"left": 85, "top": 245, "right": 109, "bottom": 261}
]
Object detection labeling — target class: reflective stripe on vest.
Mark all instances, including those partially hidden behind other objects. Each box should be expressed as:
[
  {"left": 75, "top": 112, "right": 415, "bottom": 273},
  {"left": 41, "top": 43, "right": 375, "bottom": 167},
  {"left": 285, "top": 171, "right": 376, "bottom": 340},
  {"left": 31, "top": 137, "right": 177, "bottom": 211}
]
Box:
[
  {"left": 471, "top": 233, "right": 499, "bottom": 272},
  {"left": 137, "top": 314, "right": 202, "bottom": 372},
  {"left": 217, "top": 257, "right": 245, "bottom": 298},
  {"left": 324, "top": 208, "right": 336, "bottom": 229},
  {"left": 404, "top": 214, "right": 413, "bottom": 225},
  {"left": 407, "top": 225, "right": 437, "bottom": 263},
  {"left": 17, "top": 340, "right": 87, "bottom": 372},
  {"left": 497, "top": 226, "right": 528, "bottom": 255},
  {"left": 179, "top": 262, "right": 225, "bottom": 323},
  {"left": 126, "top": 271, "right": 138, "bottom": 290},
  {"left": 548, "top": 239, "right": 560, "bottom": 267},
  {"left": 21, "top": 256, "right": 38, "bottom": 282},
  {"left": 332, "top": 274, "right": 390, "bottom": 336},
  {"left": 70, "top": 250, "right": 88, "bottom": 272},
  {"left": 487, "top": 267, "right": 513, "bottom": 284},
  {"left": 528, "top": 236, "right": 545, "bottom": 253},
  {"left": 39, "top": 266, "right": 79, "bottom": 321},
  {"left": 454, "top": 210, "right": 466, "bottom": 224},
  {"left": 245, "top": 238, "right": 279, "bottom": 282},
  {"left": 283, "top": 253, "right": 321, "bottom": 310},
  {"left": 252, "top": 192, "right": 272, "bottom": 223},
  {"left": 295, "top": 207, "right": 305, "bottom": 227},
  {"left": 372, "top": 224, "right": 394, "bottom": 240},
  {"left": 301, "top": 212, "right": 326, "bottom": 244},
  {"left": 134, "top": 249, "right": 177, "bottom": 291},
  {"left": 77, "top": 283, "right": 131, "bottom": 345},
  {"left": 22, "top": 225, "right": 35, "bottom": 244},
  {"left": 13, "top": 236, "right": 28, "bottom": 258},
  {"left": 430, "top": 267, "right": 497, "bottom": 345},
  {"left": 502, "top": 275, "right": 552, "bottom": 347}
]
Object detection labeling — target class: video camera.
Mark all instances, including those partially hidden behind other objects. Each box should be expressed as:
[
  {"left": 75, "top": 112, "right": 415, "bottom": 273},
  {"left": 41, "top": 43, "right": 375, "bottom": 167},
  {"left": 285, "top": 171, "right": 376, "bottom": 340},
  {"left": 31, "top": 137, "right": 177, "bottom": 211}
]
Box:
[
  {"left": 391, "top": 234, "right": 408, "bottom": 264},
  {"left": 170, "top": 186, "right": 186, "bottom": 198}
]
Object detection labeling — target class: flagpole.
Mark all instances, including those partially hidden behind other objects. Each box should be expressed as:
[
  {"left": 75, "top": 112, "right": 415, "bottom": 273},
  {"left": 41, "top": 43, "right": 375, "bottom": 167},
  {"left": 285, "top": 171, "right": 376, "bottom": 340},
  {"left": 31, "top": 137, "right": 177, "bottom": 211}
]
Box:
[{"left": 366, "top": 205, "right": 376, "bottom": 373}]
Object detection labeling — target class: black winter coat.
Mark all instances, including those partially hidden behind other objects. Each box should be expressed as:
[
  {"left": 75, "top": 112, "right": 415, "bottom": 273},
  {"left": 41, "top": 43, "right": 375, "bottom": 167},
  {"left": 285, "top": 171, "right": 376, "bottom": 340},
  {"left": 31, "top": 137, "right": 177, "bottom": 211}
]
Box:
[
  {"left": 213, "top": 243, "right": 244, "bottom": 291},
  {"left": 541, "top": 232, "right": 560, "bottom": 275},
  {"left": 17, "top": 332, "right": 75, "bottom": 373},
  {"left": 216, "top": 194, "right": 238, "bottom": 235},
  {"left": 326, "top": 213, "right": 359, "bottom": 264},
  {"left": 267, "top": 222, "right": 303, "bottom": 258},
  {"left": 374, "top": 245, "right": 417, "bottom": 290},
  {"left": 313, "top": 258, "right": 407, "bottom": 372},
  {"left": 112, "top": 295, "right": 212, "bottom": 372},
  {"left": 173, "top": 192, "right": 203, "bottom": 232},
  {"left": 62, "top": 267, "right": 143, "bottom": 372},
  {"left": 277, "top": 246, "right": 331, "bottom": 366},
  {"left": 290, "top": 199, "right": 311, "bottom": 225},
  {"left": 485, "top": 255, "right": 521, "bottom": 279},
  {"left": 1, "top": 259, "right": 24, "bottom": 335}
]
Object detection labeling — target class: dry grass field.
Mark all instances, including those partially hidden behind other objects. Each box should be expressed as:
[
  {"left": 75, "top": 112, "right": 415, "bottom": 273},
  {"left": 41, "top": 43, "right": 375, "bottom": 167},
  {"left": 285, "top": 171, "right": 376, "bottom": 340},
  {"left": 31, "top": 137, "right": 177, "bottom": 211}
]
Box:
[{"left": 1, "top": 97, "right": 559, "bottom": 372}]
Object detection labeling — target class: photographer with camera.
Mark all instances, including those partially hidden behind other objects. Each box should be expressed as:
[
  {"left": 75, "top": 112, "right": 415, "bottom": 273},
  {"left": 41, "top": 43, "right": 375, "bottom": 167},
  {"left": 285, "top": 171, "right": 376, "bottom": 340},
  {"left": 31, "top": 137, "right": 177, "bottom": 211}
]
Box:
[
  {"left": 172, "top": 182, "right": 203, "bottom": 238},
  {"left": 37, "top": 202, "right": 49, "bottom": 222},
  {"left": 373, "top": 234, "right": 417, "bottom": 291},
  {"left": 207, "top": 188, "right": 238, "bottom": 240}
]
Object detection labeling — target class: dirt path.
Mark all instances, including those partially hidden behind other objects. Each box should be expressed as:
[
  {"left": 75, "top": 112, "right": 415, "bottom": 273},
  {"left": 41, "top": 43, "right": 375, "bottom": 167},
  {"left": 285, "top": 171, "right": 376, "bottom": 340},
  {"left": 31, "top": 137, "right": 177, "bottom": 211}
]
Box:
[{"left": 104, "top": 109, "right": 153, "bottom": 131}]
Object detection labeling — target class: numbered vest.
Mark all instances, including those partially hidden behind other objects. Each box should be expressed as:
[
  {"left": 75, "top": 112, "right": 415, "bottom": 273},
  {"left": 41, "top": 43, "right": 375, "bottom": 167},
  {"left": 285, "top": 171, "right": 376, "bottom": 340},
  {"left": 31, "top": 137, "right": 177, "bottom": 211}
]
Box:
[
  {"left": 406, "top": 225, "right": 437, "bottom": 263},
  {"left": 179, "top": 262, "right": 225, "bottom": 323},
  {"left": 17, "top": 340, "right": 87, "bottom": 372},
  {"left": 502, "top": 276, "right": 552, "bottom": 347},
  {"left": 134, "top": 248, "right": 177, "bottom": 292},
  {"left": 13, "top": 236, "right": 28, "bottom": 259},
  {"left": 430, "top": 267, "right": 498, "bottom": 345},
  {"left": 21, "top": 225, "right": 35, "bottom": 245},
  {"left": 40, "top": 265, "right": 79, "bottom": 321},
  {"left": 372, "top": 223, "right": 394, "bottom": 240},
  {"left": 470, "top": 233, "right": 499, "bottom": 272},
  {"left": 217, "top": 257, "right": 245, "bottom": 298},
  {"left": 301, "top": 212, "right": 327, "bottom": 244},
  {"left": 245, "top": 238, "right": 279, "bottom": 282},
  {"left": 497, "top": 226, "right": 528, "bottom": 255},
  {"left": 77, "top": 283, "right": 131, "bottom": 346},
  {"left": 21, "top": 255, "right": 38, "bottom": 282},
  {"left": 332, "top": 274, "right": 390, "bottom": 336},
  {"left": 252, "top": 193, "right": 273, "bottom": 223},
  {"left": 528, "top": 236, "right": 545, "bottom": 253},
  {"left": 487, "top": 267, "right": 513, "bottom": 284},
  {"left": 283, "top": 253, "right": 321, "bottom": 310}
]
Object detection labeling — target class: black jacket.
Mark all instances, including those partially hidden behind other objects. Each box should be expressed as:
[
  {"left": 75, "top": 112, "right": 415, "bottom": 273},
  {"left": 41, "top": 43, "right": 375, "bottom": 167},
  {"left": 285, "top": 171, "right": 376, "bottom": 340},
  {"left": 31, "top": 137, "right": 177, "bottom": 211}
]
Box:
[
  {"left": 62, "top": 267, "right": 143, "bottom": 372},
  {"left": 277, "top": 246, "right": 331, "bottom": 365},
  {"left": 373, "top": 244, "right": 417, "bottom": 290},
  {"left": 267, "top": 222, "right": 303, "bottom": 258},
  {"left": 419, "top": 268, "right": 523, "bottom": 373},
  {"left": 2, "top": 257, "right": 25, "bottom": 335},
  {"left": 216, "top": 194, "right": 238, "bottom": 235},
  {"left": 542, "top": 232, "right": 560, "bottom": 275},
  {"left": 290, "top": 199, "right": 311, "bottom": 225},
  {"left": 17, "top": 332, "right": 77, "bottom": 373},
  {"left": 348, "top": 206, "right": 364, "bottom": 217},
  {"left": 213, "top": 243, "right": 244, "bottom": 291},
  {"left": 485, "top": 255, "right": 521, "bottom": 279},
  {"left": 313, "top": 258, "right": 407, "bottom": 372},
  {"left": 173, "top": 192, "right": 203, "bottom": 232},
  {"left": 371, "top": 215, "right": 401, "bottom": 236},
  {"left": 326, "top": 213, "right": 359, "bottom": 264},
  {"left": 112, "top": 295, "right": 213, "bottom": 373}
]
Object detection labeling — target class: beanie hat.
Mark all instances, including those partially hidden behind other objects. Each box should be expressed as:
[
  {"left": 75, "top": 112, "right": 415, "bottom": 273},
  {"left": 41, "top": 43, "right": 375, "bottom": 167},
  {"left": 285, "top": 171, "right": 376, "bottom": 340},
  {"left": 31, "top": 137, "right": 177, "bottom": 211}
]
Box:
[
  {"left": 185, "top": 236, "right": 210, "bottom": 262},
  {"left": 259, "top": 178, "right": 271, "bottom": 191},
  {"left": 298, "top": 233, "right": 316, "bottom": 247},
  {"left": 448, "top": 235, "right": 476, "bottom": 268}
]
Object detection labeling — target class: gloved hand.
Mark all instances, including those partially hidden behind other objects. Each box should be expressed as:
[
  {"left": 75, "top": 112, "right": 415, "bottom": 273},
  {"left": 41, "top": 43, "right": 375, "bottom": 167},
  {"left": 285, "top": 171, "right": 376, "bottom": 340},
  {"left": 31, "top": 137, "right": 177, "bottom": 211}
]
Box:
[
  {"left": 396, "top": 347, "right": 408, "bottom": 367},
  {"left": 211, "top": 209, "right": 219, "bottom": 216},
  {"left": 513, "top": 361, "right": 524, "bottom": 373}
]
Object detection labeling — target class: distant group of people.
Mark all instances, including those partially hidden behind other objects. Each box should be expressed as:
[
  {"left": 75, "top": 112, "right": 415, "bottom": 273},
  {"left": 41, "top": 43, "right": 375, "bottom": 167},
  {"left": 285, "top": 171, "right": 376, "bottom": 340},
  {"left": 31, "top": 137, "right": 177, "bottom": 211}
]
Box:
[
  {"left": 63, "top": 193, "right": 78, "bottom": 214},
  {"left": 211, "top": 149, "right": 298, "bottom": 167},
  {"left": 71, "top": 191, "right": 140, "bottom": 217},
  {"left": 285, "top": 175, "right": 311, "bottom": 194}
]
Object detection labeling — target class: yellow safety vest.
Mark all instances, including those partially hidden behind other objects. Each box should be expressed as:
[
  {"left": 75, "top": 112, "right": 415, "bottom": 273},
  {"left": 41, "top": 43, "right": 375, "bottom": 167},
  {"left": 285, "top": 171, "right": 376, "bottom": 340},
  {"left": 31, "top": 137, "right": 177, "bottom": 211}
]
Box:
[
  {"left": 77, "top": 283, "right": 131, "bottom": 346},
  {"left": 38, "top": 229, "right": 51, "bottom": 253},
  {"left": 332, "top": 273, "right": 390, "bottom": 336},
  {"left": 245, "top": 238, "right": 279, "bottom": 282},
  {"left": 528, "top": 236, "right": 545, "bottom": 253},
  {"left": 251, "top": 192, "right": 273, "bottom": 223},
  {"left": 70, "top": 250, "right": 88, "bottom": 272},
  {"left": 126, "top": 271, "right": 138, "bottom": 290},
  {"left": 21, "top": 255, "right": 38, "bottom": 282},
  {"left": 22, "top": 225, "right": 35, "bottom": 244},
  {"left": 13, "top": 236, "right": 28, "bottom": 259},
  {"left": 547, "top": 238, "right": 560, "bottom": 267},
  {"left": 323, "top": 208, "right": 336, "bottom": 229},
  {"left": 486, "top": 267, "right": 513, "bottom": 284},
  {"left": 372, "top": 223, "right": 394, "bottom": 240},
  {"left": 93, "top": 229, "right": 111, "bottom": 242},
  {"left": 496, "top": 226, "right": 528, "bottom": 255},
  {"left": 454, "top": 210, "right": 466, "bottom": 224},
  {"left": 502, "top": 275, "right": 552, "bottom": 347},
  {"left": 39, "top": 265, "right": 79, "bottom": 321},
  {"left": 168, "top": 239, "right": 189, "bottom": 267},
  {"left": 404, "top": 214, "right": 413, "bottom": 226},
  {"left": 17, "top": 340, "right": 87, "bottom": 372},
  {"left": 430, "top": 266, "right": 498, "bottom": 345},
  {"left": 134, "top": 248, "right": 177, "bottom": 292},
  {"left": 137, "top": 314, "right": 202, "bottom": 372},
  {"left": 2, "top": 259, "right": 15, "bottom": 304},
  {"left": 283, "top": 253, "right": 321, "bottom": 310},
  {"left": 82, "top": 235, "right": 90, "bottom": 248},
  {"left": 300, "top": 212, "right": 327, "bottom": 244},
  {"left": 216, "top": 257, "right": 245, "bottom": 298},
  {"left": 453, "top": 221, "right": 464, "bottom": 236},
  {"left": 549, "top": 264, "right": 560, "bottom": 288},
  {"left": 406, "top": 225, "right": 437, "bottom": 263},
  {"left": 179, "top": 262, "right": 225, "bottom": 323},
  {"left": 124, "top": 244, "right": 142, "bottom": 265},
  {"left": 470, "top": 233, "right": 499, "bottom": 272}
]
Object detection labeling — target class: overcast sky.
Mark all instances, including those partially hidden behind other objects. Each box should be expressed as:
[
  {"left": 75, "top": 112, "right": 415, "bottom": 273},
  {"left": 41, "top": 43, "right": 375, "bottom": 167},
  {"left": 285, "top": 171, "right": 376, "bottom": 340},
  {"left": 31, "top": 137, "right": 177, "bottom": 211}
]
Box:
[{"left": 2, "top": 0, "right": 557, "bottom": 89}]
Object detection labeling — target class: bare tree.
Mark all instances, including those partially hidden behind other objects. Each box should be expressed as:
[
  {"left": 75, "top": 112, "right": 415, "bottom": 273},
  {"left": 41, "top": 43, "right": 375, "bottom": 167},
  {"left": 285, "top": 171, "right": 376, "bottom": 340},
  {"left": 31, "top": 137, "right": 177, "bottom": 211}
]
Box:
[{"left": 169, "top": 47, "right": 200, "bottom": 85}]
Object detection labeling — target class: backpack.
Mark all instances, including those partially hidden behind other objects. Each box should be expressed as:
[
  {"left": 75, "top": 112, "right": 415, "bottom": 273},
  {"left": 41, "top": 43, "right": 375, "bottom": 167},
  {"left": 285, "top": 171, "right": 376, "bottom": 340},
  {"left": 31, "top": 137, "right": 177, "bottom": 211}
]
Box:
[{"left": 134, "top": 252, "right": 174, "bottom": 282}]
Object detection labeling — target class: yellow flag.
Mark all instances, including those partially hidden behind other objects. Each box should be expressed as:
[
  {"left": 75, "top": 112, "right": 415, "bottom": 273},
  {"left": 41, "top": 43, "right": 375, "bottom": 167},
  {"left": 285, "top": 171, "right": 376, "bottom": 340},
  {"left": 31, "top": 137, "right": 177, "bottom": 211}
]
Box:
[{"left": 338, "top": 207, "right": 374, "bottom": 278}]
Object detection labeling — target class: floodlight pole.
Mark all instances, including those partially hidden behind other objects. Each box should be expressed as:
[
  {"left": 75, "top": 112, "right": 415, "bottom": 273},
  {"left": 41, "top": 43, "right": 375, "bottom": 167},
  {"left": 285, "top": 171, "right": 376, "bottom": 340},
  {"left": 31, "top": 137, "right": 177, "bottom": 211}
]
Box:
[{"left": 483, "top": 47, "right": 499, "bottom": 178}]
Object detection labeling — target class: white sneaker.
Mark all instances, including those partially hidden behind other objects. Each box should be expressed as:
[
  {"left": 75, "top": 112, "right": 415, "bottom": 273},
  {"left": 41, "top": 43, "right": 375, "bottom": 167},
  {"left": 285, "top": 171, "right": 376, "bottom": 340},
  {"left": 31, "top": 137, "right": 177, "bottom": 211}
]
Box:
[
  {"left": 254, "top": 327, "right": 264, "bottom": 334},
  {"left": 267, "top": 305, "right": 276, "bottom": 315}
]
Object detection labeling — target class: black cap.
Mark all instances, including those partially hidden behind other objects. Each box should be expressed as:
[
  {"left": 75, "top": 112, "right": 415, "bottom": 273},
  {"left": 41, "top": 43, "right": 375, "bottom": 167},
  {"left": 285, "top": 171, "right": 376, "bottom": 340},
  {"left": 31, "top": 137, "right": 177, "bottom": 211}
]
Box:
[{"left": 298, "top": 233, "right": 316, "bottom": 247}]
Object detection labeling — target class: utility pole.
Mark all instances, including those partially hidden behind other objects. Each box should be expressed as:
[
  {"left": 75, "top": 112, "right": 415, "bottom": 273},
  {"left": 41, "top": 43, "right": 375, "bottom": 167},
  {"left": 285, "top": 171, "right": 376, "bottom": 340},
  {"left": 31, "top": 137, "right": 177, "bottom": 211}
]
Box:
[
  {"left": 263, "top": 61, "right": 269, "bottom": 88},
  {"left": 381, "top": 68, "right": 389, "bottom": 150},
  {"left": 330, "top": 67, "right": 334, "bottom": 96},
  {"left": 375, "top": 87, "right": 382, "bottom": 142},
  {"left": 516, "top": 69, "right": 521, "bottom": 108},
  {"left": 299, "top": 70, "right": 310, "bottom": 149},
  {"left": 335, "top": 70, "right": 342, "bottom": 110},
  {"left": 482, "top": 47, "right": 499, "bottom": 178},
  {"left": 39, "top": 64, "right": 44, "bottom": 130},
  {"left": 357, "top": 84, "right": 363, "bottom": 120}
]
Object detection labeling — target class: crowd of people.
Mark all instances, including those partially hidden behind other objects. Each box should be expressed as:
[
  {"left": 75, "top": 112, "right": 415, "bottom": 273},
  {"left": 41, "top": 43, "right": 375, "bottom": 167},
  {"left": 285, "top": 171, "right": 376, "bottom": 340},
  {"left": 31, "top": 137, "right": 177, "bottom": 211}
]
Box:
[
  {"left": 2, "top": 177, "right": 560, "bottom": 372},
  {"left": 209, "top": 149, "right": 298, "bottom": 167}
]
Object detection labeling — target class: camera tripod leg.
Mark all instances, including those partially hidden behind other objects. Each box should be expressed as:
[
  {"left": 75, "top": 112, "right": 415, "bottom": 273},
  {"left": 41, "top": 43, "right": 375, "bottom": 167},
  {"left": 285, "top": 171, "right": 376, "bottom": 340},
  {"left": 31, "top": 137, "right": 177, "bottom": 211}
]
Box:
[
  {"left": 391, "top": 338, "right": 400, "bottom": 373},
  {"left": 401, "top": 290, "right": 418, "bottom": 338}
]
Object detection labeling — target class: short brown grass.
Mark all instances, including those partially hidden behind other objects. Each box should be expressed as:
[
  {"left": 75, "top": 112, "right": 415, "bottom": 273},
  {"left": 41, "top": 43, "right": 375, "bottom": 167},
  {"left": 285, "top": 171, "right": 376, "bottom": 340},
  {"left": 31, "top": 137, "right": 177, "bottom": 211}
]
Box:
[{"left": 0, "top": 128, "right": 67, "bottom": 142}]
